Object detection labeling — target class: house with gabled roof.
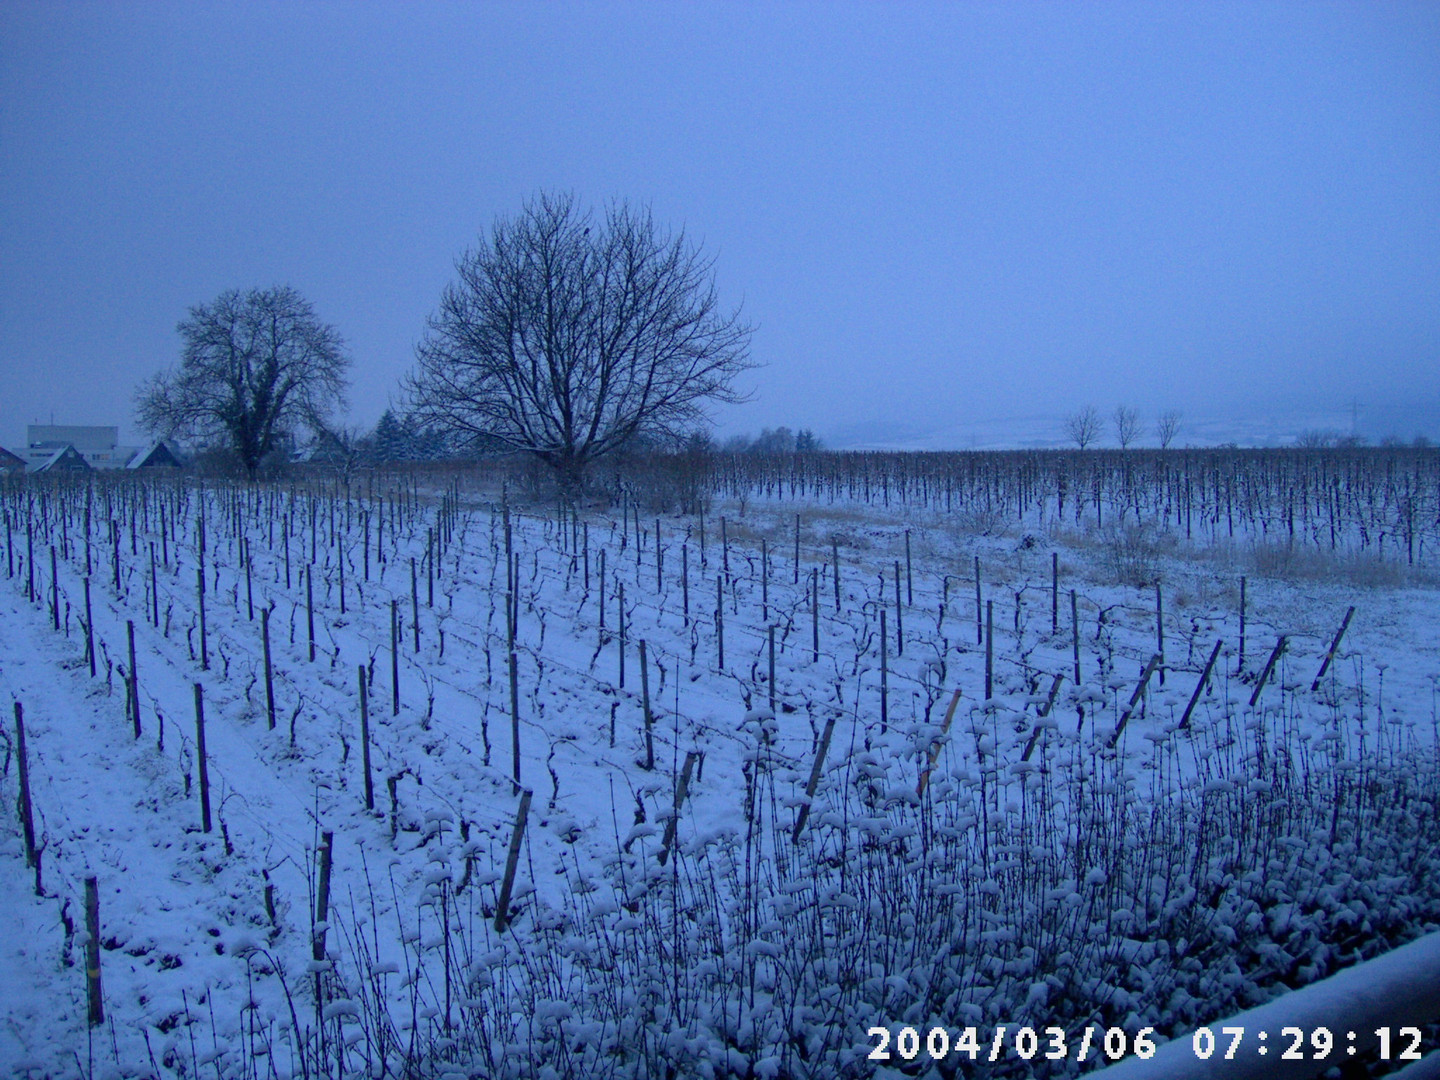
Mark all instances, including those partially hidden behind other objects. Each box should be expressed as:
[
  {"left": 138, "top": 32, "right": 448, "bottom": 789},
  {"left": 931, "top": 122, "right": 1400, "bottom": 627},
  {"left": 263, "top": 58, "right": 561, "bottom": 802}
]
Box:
[
  {"left": 0, "top": 446, "right": 24, "bottom": 475},
  {"left": 126, "top": 442, "right": 184, "bottom": 470},
  {"left": 33, "top": 445, "right": 92, "bottom": 472}
]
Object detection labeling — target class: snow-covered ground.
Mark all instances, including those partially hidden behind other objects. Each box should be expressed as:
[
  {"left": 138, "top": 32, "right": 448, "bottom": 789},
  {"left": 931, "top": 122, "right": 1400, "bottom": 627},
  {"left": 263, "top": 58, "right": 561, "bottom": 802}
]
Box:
[{"left": 1, "top": 471, "right": 1438, "bottom": 1078}]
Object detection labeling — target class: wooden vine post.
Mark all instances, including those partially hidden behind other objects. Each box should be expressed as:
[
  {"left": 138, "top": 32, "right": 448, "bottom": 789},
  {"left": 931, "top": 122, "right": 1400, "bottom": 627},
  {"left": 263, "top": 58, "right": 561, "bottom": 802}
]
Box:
[
  {"left": 358, "top": 665, "right": 374, "bottom": 811},
  {"left": 410, "top": 557, "right": 420, "bottom": 653},
  {"left": 49, "top": 545, "right": 58, "bottom": 631},
  {"left": 1148, "top": 582, "right": 1162, "bottom": 686},
  {"left": 792, "top": 715, "right": 838, "bottom": 842},
  {"left": 262, "top": 608, "right": 276, "bottom": 730},
  {"left": 879, "top": 607, "right": 888, "bottom": 733},
  {"left": 761, "top": 538, "right": 768, "bottom": 622},
  {"left": 127, "top": 620, "right": 141, "bottom": 738},
  {"left": 1020, "top": 676, "right": 1065, "bottom": 762},
  {"left": 313, "top": 831, "right": 334, "bottom": 965},
  {"left": 1238, "top": 576, "right": 1247, "bottom": 674},
  {"left": 84, "top": 577, "right": 95, "bottom": 678},
  {"left": 811, "top": 567, "right": 820, "bottom": 662},
  {"left": 1249, "top": 634, "right": 1288, "bottom": 708},
  {"left": 904, "top": 528, "right": 913, "bottom": 604},
  {"left": 503, "top": 503, "right": 513, "bottom": 626},
  {"left": 508, "top": 593, "right": 520, "bottom": 787},
  {"left": 150, "top": 542, "right": 160, "bottom": 627},
  {"left": 918, "top": 688, "right": 963, "bottom": 795},
  {"left": 1179, "top": 639, "right": 1223, "bottom": 729},
  {"left": 658, "top": 751, "right": 697, "bottom": 866},
  {"left": 1312, "top": 606, "right": 1355, "bottom": 691},
  {"left": 974, "top": 555, "right": 983, "bottom": 645},
  {"left": 894, "top": 560, "right": 904, "bottom": 656},
  {"left": 1071, "top": 589, "right": 1081, "bottom": 685},
  {"left": 390, "top": 599, "right": 400, "bottom": 716},
  {"left": 306, "top": 564, "right": 316, "bottom": 663},
  {"left": 194, "top": 683, "right": 211, "bottom": 833},
  {"left": 985, "top": 600, "right": 994, "bottom": 700},
  {"left": 715, "top": 575, "right": 725, "bottom": 670},
  {"left": 244, "top": 537, "right": 254, "bottom": 621},
  {"left": 494, "top": 789, "right": 532, "bottom": 932},
  {"left": 1108, "top": 653, "right": 1163, "bottom": 747},
  {"left": 640, "top": 639, "right": 654, "bottom": 770},
  {"left": 15, "top": 703, "right": 37, "bottom": 871},
  {"left": 197, "top": 567, "right": 208, "bottom": 671},
  {"left": 85, "top": 876, "right": 103, "bottom": 1026}
]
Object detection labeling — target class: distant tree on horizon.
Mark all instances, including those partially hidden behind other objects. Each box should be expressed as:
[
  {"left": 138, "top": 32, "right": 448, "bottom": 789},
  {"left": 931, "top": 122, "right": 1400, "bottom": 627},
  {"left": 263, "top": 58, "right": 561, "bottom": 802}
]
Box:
[
  {"left": 1113, "top": 405, "right": 1141, "bottom": 449},
  {"left": 750, "top": 427, "right": 795, "bottom": 454},
  {"left": 1155, "top": 408, "right": 1182, "bottom": 449},
  {"left": 135, "top": 285, "right": 349, "bottom": 478},
  {"left": 1064, "top": 405, "right": 1102, "bottom": 449}
]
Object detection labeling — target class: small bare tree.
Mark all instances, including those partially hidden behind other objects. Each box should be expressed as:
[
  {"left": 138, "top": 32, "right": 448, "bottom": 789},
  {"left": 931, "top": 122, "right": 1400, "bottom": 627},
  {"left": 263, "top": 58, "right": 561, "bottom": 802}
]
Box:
[
  {"left": 135, "top": 286, "right": 349, "bottom": 477},
  {"left": 1112, "top": 405, "right": 1141, "bottom": 449},
  {"left": 1064, "top": 405, "right": 1102, "bottom": 449},
  {"left": 408, "top": 191, "right": 755, "bottom": 495},
  {"left": 1155, "top": 408, "right": 1182, "bottom": 449}
]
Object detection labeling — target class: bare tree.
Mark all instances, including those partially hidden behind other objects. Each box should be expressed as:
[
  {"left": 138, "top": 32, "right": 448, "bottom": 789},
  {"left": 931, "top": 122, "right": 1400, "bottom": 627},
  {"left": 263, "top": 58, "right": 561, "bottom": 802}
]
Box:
[
  {"left": 407, "top": 191, "right": 755, "bottom": 495},
  {"left": 135, "top": 286, "right": 349, "bottom": 477},
  {"left": 1155, "top": 408, "right": 1182, "bottom": 449},
  {"left": 1064, "top": 405, "right": 1102, "bottom": 449},
  {"left": 1112, "top": 405, "right": 1141, "bottom": 449}
]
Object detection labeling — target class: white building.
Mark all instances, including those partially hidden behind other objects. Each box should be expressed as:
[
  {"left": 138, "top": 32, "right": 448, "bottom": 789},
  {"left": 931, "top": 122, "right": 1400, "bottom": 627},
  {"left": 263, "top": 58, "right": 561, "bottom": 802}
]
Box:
[{"left": 25, "top": 425, "right": 136, "bottom": 470}]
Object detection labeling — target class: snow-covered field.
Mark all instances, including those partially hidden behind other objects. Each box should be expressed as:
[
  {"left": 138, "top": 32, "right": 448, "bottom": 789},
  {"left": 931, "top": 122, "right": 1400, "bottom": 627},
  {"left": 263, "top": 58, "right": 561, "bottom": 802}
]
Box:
[{"left": 2, "top": 464, "right": 1438, "bottom": 1079}]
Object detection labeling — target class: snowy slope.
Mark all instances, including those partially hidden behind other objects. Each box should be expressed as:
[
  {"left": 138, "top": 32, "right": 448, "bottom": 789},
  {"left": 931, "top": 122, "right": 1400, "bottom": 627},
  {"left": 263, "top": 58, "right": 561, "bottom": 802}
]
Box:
[{"left": 1, "top": 473, "right": 1438, "bottom": 1078}]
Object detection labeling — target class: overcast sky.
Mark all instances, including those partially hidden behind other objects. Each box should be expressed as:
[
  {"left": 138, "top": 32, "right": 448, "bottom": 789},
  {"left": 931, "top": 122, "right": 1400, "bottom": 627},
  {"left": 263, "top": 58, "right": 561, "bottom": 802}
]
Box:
[{"left": 2, "top": 1, "right": 1437, "bottom": 450}]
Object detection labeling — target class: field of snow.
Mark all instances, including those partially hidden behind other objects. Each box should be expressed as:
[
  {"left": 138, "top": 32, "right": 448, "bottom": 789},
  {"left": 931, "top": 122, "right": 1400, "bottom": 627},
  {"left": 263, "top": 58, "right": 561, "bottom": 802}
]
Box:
[{"left": 1, "top": 461, "right": 1438, "bottom": 1079}]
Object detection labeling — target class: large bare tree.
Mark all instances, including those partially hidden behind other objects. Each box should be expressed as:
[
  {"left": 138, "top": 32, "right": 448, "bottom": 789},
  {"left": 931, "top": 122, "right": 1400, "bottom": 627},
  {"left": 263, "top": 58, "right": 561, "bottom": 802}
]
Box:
[
  {"left": 136, "top": 286, "right": 349, "bottom": 476},
  {"left": 407, "top": 192, "right": 755, "bottom": 494}
]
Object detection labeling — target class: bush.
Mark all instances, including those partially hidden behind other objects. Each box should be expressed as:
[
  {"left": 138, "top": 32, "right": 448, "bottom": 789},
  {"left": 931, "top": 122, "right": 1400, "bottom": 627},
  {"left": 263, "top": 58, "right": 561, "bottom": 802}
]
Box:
[{"left": 1100, "top": 521, "right": 1171, "bottom": 587}]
